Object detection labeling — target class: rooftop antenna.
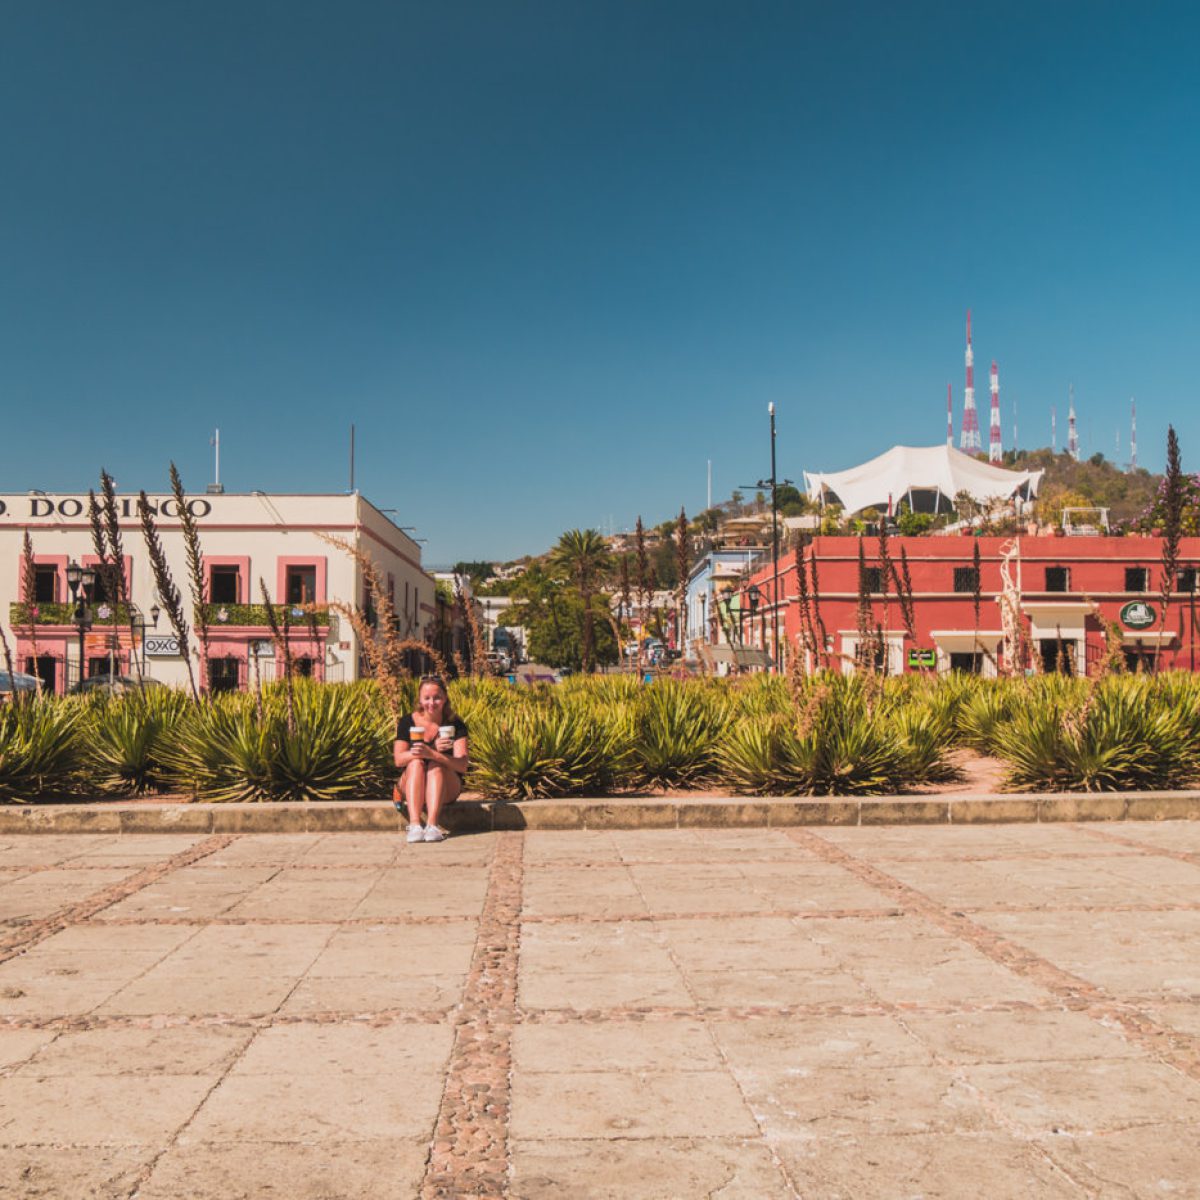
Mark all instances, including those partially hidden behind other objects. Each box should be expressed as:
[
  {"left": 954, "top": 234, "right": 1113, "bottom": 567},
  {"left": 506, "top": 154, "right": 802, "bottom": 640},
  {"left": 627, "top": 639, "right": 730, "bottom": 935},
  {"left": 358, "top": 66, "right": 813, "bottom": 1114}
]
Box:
[
  {"left": 349, "top": 423, "right": 356, "bottom": 493},
  {"left": 207, "top": 429, "right": 224, "bottom": 495},
  {"left": 959, "top": 310, "right": 981, "bottom": 452},
  {"left": 988, "top": 360, "right": 1002, "bottom": 463},
  {"left": 1067, "top": 384, "right": 1079, "bottom": 460}
]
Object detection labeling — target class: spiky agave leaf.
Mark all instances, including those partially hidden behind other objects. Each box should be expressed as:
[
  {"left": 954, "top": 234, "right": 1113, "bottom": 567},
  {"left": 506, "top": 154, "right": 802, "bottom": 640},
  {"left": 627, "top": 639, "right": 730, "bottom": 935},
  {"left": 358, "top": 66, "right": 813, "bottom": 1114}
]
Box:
[
  {"left": 82, "top": 688, "right": 191, "bottom": 795},
  {"left": 629, "top": 680, "right": 729, "bottom": 791},
  {"left": 0, "top": 698, "right": 84, "bottom": 802}
]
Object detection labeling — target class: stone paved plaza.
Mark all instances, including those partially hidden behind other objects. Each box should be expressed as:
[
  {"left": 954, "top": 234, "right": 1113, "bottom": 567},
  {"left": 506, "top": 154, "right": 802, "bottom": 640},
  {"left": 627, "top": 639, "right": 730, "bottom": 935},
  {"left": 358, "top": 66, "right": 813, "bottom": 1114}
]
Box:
[{"left": 1, "top": 822, "right": 1199, "bottom": 1198}]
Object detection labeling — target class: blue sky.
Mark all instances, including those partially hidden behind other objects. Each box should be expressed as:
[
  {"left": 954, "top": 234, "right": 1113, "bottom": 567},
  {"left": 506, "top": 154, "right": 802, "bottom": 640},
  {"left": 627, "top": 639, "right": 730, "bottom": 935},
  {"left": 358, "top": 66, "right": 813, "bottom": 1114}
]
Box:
[{"left": 2, "top": 2, "right": 1197, "bottom": 562}]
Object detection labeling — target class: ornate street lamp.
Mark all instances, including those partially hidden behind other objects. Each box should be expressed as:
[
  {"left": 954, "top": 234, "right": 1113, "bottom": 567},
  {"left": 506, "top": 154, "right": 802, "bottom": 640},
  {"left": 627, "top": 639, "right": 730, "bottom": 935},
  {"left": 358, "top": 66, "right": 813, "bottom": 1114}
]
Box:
[
  {"left": 746, "top": 583, "right": 763, "bottom": 662},
  {"left": 65, "top": 561, "right": 97, "bottom": 688}
]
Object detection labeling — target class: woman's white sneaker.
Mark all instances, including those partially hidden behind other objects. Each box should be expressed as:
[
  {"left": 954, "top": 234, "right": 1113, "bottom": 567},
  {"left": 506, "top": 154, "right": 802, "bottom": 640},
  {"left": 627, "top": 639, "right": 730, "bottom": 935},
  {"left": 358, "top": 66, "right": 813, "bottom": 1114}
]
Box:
[
  {"left": 406, "top": 824, "right": 425, "bottom": 844},
  {"left": 423, "top": 825, "right": 445, "bottom": 843}
]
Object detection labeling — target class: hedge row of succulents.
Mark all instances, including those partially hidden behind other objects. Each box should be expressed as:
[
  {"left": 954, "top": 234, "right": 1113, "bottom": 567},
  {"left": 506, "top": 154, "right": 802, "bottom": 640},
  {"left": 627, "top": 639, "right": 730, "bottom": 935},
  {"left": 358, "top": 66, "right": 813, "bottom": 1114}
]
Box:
[{"left": 3, "top": 671, "right": 1200, "bottom": 803}]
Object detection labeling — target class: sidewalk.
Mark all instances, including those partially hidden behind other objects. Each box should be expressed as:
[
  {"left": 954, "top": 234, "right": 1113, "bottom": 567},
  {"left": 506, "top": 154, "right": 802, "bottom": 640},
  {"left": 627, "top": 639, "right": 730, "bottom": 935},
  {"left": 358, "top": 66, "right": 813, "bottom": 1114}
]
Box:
[
  {"left": 1, "top": 788, "right": 1198, "bottom": 834},
  {"left": 2, "top": 822, "right": 1199, "bottom": 1197}
]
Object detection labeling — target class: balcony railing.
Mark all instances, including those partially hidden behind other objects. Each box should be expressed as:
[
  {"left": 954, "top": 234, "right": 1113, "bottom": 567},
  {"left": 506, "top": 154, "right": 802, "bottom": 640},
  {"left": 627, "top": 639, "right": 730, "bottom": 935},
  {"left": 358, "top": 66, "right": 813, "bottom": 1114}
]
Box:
[
  {"left": 10, "top": 602, "right": 329, "bottom": 629},
  {"left": 203, "top": 603, "right": 330, "bottom": 627}
]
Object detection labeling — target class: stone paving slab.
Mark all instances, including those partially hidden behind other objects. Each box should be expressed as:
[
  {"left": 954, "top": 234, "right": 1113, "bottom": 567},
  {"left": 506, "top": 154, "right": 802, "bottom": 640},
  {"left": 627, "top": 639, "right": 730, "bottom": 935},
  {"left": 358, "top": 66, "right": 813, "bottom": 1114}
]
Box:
[{"left": 0, "top": 824, "right": 1198, "bottom": 1197}]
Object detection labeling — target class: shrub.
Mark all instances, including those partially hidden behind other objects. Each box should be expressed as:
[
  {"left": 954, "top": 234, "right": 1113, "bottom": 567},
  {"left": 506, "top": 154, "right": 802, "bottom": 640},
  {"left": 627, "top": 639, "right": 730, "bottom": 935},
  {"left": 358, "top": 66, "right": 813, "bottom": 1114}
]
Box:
[{"left": 0, "top": 698, "right": 83, "bottom": 802}]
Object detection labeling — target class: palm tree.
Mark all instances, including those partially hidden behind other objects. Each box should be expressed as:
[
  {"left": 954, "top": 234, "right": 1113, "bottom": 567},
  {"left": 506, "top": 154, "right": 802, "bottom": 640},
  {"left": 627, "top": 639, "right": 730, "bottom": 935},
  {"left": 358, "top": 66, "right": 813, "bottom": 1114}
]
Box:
[{"left": 550, "top": 529, "right": 611, "bottom": 673}]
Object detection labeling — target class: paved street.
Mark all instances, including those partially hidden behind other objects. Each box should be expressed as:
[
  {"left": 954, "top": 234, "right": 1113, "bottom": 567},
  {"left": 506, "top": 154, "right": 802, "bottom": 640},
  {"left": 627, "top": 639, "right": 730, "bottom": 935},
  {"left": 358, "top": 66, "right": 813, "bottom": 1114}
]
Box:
[{"left": 1, "top": 822, "right": 1199, "bottom": 1198}]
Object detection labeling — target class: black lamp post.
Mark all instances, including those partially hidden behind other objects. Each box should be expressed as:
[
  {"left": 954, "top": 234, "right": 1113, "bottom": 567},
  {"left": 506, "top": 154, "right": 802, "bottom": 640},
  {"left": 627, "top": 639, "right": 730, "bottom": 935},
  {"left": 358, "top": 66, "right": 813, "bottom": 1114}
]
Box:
[
  {"left": 65, "top": 561, "right": 96, "bottom": 688},
  {"left": 746, "top": 583, "right": 762, "bottom": 665},
  {"left": 129, "top": 603, "right": 162, "bottom": 676},
  {"left": 740, "top": 403, "right": 794, "bottom": 674}
]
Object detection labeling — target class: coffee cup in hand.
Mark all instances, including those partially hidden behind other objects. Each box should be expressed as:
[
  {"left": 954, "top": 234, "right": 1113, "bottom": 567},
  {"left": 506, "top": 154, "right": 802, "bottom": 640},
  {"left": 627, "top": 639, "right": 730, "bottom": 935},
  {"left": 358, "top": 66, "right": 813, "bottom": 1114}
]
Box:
[{"left": 438, "top": 725, "right": 455, "bottom": 747}]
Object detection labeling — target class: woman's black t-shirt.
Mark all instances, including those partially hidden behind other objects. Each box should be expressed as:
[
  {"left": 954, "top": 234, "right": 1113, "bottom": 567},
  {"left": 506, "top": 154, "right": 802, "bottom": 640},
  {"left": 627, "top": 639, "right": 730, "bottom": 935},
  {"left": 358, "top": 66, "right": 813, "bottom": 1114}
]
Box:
[{"left": 395, "top": 714, "right": 469, "bottom": 743}]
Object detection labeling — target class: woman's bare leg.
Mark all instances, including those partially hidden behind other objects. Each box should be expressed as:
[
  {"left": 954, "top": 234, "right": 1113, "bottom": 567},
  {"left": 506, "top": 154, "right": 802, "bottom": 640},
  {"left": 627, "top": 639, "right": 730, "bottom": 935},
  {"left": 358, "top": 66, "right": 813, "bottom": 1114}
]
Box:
[
  {"left": 403, "top": 762, "right": 428, "bottom": 825},
  {"left": 424, "top": 766, "right": 462, "bottom": 830}
]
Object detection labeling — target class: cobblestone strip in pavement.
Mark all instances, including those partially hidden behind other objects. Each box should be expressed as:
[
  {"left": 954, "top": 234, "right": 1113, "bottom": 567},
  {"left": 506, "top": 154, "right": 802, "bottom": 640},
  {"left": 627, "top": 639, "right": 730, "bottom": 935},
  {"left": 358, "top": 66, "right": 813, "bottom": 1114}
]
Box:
[
  {"left": 421, "top": 830, "right": 524, "bottom": 1200},
  {"left": 786, "top": 827, "right": 1200, "bottom": 1083},
  {"left": 0, "top": 835, "right": 236, "bottom": 965}
]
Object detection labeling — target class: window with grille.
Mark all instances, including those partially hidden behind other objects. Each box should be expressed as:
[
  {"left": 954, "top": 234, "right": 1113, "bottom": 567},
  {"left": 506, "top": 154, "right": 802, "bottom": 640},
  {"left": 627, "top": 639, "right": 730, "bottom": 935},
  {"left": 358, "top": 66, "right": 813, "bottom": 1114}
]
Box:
[
  {"left": 1178, "top": 568, "right": 1197, "bottom": 593},
  {"left": 1124, "top": 567, "right": 1149, "bottom": 592},
  {"left": 860, "top": 567, "right": 883, "bottom": 593},
  {"left": 953, "top": 567, "right": 979, "bottom": 594},
  {"left": 1045, "top": 566, "right": 1069, "bottom": 592}
]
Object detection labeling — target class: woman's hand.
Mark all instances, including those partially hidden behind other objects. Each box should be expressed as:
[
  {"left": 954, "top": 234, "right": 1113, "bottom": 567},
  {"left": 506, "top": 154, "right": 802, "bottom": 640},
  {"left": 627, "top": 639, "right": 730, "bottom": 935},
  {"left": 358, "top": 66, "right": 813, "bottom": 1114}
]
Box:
[
  {"left": 435, "top": 733, "right": 454, "bottom": 754},
  {"left": 409, "top": 741, "right": 433, "bottom": 761}
]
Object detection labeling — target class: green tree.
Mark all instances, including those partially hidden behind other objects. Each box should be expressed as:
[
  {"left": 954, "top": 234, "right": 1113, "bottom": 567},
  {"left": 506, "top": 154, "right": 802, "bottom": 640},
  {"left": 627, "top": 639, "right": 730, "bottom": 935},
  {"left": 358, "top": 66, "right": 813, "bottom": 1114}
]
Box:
[
  {"left": 526, "top": 591, "right": 618, "bottom": 670},
  {"left": 549, "top": 529, "right": 611, "bottom": 673}
]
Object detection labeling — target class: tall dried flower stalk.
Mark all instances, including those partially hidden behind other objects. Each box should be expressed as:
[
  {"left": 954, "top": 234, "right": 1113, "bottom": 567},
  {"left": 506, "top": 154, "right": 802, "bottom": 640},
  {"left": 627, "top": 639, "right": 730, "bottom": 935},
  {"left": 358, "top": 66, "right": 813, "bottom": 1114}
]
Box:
[
  {"left": 320, "top": 533, "right": 419, "bottom": 717},
  {"left": 854, "top": 539, "right": 874, "bottom": 672},
  {"left": 138, "top": 492, "right": 199, "bottom": 702},
  {"left": 674, "top": 508, "right": 689, "bottom": 654},
  {"left": 456, "top": 578, "right": 490, "bottom": 676},
  {"left": 634, "top": 516, "right": 651, "bottom": 670},
  {"left": 100, "top": 471, "right": 143, "bottom": 682},
  {"left": 0, "top": 621, "right": 20, "bottom": 703},
  {"left": 170, "top": 464, "right": 209, "bottom": 688},
  {"left": 875, "top": 517, "right": 893, "bottom": 645},
  {"left": 808, "top": 553, "right": 832, "bottom": 670},
  {"left": 890, "top": 546, "right": 917, "bottom": 645},
  {"left": 21, "top": 532, "right": 39, "bottom": 669},
  {"left": 87, "top": 487, "right": 123, "bottom": 679},
  {"left": 260, "top": 579, "right": 295, "bottom": 734},
  {"left": 1156, "top": 425, "right": 1184, "bottom": 673}
]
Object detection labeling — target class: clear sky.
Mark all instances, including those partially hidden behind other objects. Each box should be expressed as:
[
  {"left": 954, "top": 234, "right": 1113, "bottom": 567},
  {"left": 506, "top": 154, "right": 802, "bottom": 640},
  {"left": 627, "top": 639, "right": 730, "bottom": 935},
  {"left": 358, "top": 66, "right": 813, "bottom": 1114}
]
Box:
[{"left": 3, "top": 2, "right": 1197, "bottom": 563}]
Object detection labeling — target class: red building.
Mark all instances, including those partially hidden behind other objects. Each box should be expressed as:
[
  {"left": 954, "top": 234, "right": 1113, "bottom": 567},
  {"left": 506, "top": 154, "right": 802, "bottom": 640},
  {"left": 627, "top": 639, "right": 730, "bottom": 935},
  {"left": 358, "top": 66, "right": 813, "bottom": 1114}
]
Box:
[{"left": 740, "top": 536, "right": 1200, "bottom": 676}]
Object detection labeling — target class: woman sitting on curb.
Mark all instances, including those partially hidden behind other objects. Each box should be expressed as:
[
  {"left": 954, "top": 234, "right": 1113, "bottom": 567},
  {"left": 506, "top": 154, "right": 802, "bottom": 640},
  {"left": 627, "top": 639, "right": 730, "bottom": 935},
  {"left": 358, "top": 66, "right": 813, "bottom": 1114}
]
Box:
[{"left": 394, "top": 675, "right": 470, "bottom": 843}]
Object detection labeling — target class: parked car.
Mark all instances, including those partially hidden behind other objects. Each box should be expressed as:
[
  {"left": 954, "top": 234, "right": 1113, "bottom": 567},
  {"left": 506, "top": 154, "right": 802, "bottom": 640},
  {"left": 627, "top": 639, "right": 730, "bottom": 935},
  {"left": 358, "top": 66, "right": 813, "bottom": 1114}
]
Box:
[
  {"left": 71, "top": 674, "right": 165, "bottom": 696},
  {"left": 0, "top": 670, "right": 41, "bottom": 698}
]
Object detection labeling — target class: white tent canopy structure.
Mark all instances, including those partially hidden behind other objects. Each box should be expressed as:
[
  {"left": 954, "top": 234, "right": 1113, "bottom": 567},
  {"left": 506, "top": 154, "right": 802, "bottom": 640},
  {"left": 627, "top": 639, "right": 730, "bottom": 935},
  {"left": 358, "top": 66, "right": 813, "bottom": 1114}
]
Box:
[{"left": 804, "top": 445, "right": 1043, "bottom": 516}]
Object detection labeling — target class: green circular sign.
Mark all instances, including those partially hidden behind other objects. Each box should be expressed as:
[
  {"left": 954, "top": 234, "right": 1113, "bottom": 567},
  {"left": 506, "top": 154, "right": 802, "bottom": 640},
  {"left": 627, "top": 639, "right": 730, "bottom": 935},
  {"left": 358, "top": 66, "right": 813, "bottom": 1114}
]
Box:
[{"left": 1120, "top": 600, "right": 1157, "bottom": 629}]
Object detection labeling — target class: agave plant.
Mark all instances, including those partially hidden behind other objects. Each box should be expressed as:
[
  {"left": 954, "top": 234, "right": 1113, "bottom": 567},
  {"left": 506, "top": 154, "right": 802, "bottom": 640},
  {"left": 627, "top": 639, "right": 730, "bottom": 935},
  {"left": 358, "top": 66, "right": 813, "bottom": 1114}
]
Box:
[
  {"left": 468, "top": 701, "right": 632, "bottom": 800},
  {"left": 163, "top": 680, "right": 391, "bottom": 802},
  {"left": 999, "top": 676, "right": 1199, "bottom": 792},
  {"left": 81, "top": 688, "right": 191, "bottom": 795},
  {"left": 0, "top": 697, "right": 84, "bottom": 802},
  {"left": 628, "top": 680, "right": 729, "bottom": 791}
]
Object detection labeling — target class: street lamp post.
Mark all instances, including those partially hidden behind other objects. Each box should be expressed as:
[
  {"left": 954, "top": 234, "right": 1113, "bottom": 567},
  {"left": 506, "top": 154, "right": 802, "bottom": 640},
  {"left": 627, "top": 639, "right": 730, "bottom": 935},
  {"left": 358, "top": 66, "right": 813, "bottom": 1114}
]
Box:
[
  {"left": 129, "top": 604, "right": 162, "bottom": 676},
  {"left": 65, "top": 562, "right": 96, "bottom": 690},
  {"left": 746, "top": 583, "right": 762, "bottom": 668},
  {"left": 740, "top": 403, "right": 794, "bottom": 674}
]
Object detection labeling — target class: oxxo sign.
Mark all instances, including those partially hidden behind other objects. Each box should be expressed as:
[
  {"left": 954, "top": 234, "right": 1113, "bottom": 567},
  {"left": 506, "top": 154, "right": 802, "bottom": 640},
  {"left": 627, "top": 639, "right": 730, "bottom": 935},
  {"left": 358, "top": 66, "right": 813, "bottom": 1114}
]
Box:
[
  {"left": 0, "top": 496, "right": 213, "bottom": 519},
  {"left": 144, "top": 636, "right": 183, "bottom": 658}
]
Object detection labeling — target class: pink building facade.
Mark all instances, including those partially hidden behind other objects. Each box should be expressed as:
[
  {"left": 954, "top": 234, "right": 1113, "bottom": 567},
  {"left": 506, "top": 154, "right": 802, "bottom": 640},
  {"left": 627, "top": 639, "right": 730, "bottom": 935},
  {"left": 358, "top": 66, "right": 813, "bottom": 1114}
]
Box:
[{"left": 739, "top": 536, "right": 1200, "bottom": 676}]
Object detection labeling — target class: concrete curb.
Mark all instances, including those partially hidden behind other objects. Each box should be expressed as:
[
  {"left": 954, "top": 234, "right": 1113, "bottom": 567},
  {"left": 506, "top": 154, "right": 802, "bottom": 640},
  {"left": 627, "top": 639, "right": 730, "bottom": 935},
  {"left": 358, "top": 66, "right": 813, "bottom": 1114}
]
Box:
[{"left": 0, "top": 791, "right": 1198, "bottom": 833}]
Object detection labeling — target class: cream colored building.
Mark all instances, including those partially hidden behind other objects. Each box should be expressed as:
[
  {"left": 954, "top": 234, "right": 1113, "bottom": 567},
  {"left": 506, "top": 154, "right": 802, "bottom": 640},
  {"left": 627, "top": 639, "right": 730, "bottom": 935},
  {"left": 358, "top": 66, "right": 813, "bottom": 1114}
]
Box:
[{"left": 0, "top": 491, "right": 434, "bottom": 693}]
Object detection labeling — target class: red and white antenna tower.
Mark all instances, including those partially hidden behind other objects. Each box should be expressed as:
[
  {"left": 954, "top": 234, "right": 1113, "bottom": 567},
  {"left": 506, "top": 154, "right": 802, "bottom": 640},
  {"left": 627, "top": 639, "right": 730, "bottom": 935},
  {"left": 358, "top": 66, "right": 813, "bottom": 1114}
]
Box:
[
  {"left": 959, "top": 310, "right": 981, "bottom": 452},
  {"left": 988, "top": 360, "right": 1002, "bottom": 462},
  {"left": 1130, "top": 397, "right": 1137, "bottom": 471},
  {"left": 1067, "top": 384, "right": 1079, "bottom": 460},
  {"left": 946, "top": 384, "right": 953, "bottom": 447}
]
